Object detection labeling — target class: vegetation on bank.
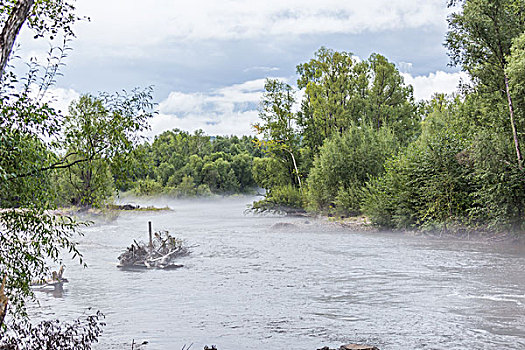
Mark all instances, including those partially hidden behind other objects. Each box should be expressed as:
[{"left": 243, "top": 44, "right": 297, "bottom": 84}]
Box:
[
  {"left": 1, "top": 0, "right": 525, "bottom": 346},
  {"left": 38, "top": 0, "right": 524, "bottom": 235},
  {"left": 117, "top": 131, "right": 263, "bottom": 198},
  {"left": 252, "top": 0, "right": 525, "bottom": 233}
]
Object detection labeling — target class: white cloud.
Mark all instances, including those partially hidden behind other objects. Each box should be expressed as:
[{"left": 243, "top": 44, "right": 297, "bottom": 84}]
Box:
[
  {"left": 152, "top": 71, "right": 470, "bottom": 138},
  {"left": 42, "top": 87, "right": 80, "bottom": 114},
  {"left": 74, "top": 0, "right": 450, "bottom": 50},
  {"left": 148, "top": 110, "right": 260, "bottom": 138},
  {"left": 243, "top": 66, "right": 280, "bottom": 73},
  {"left": 397, "top": 61, "right": 413, "bottom": 73},
  {"left": 402, "top": 71, "right": 469, "bottom": 101},
  {"left": 151, "top": 78, "right": 276, "bottom": 137},
  {"left": 35, "top": 72, "right": 469, "bottom": 140},
  {"left": 23, "top": 84, "right": 80, "bottom": 114}
]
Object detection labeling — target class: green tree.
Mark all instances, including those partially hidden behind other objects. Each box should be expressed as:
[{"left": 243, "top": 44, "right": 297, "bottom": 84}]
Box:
[
  {"left": 296, "top": 48, "right": 418, "bottom": 152},
  {"left": 469, "top": 130, "right": 525, "bottom": 229},
  {"left": 362, "top": 96, "right": 476, "bottom": 229},
  {"left": 251, "top": 157, "right": 290, "bottom": 191},
  {"left": 254, "top": 79, "right": 302, "bottom": 189},
  {"left": 506, "top": 32, "right": 525, "bottom": 141},
  {"left": 0, "top": 15, "right": 83, "bottom": 323},
  {"left": 0, "top": 0, "right": 81, "bottom": 77},
  {"left": 296, "top": 47, "right": 363, "bottom": 151},
  {"left": 366, "top": 53, "right": 418, "bottom": 142},
  {"left": 0, "top": 4, "right": 110, "bottom": 343},
  {"left": 60, "top": 90, "right": 154, "bottom": 207},
  {"left": 231, "top": 153, "right": 255, "bottom": 191},
  {"left": 201, "top": 158, "right": 240, "bottom": 193},
  {"left": 446, "top": 0, "right": 525, "bottom": 168},
  {"left": 307, "top": 124, "right": 398, "bottom": 216}
]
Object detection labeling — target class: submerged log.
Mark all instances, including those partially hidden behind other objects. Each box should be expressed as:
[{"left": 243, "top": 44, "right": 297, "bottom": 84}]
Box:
[
  {"left": 118, "top": 230, "right": 189, "bottom": 270},
  {"left": 318, "top": 345, "right": 379, "bottom": 350},
  {"left": 31, "top": 266, "right": 69, "bottom": 291},
  {"left": 340, "top": 345, "right": 379, "bottom": 350}
]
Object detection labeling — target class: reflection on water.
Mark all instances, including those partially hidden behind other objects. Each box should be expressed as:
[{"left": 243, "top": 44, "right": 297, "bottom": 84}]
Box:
[
  {"left": 32, "top": 284, "right": 65, "bottom": 299},
  {"left": 28, "top": 197, "right": 525, "bottom": 350}
]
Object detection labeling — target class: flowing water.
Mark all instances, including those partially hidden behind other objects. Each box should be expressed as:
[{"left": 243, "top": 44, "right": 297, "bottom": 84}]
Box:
[{"left": 29, "top": 197, "right": 525, "bottom": 349}]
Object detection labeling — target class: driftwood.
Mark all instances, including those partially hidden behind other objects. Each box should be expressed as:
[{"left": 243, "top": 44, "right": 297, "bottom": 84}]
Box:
[
  {"left": 31, "top": 266, "right": 69, "bottom": 292},
  {"left": 318, "top": 345, "right": 379, "bottom": 350},
  {"left": 118, "top": 231, "right": 189, "bottom": 270}
]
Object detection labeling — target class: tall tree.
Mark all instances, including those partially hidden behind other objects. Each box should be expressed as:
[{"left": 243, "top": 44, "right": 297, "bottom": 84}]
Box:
[
  {"left": 1, "top": 0, "right": 89, "bottom": 325},
  {"left": 254, "top": 78, "right": 302, "bottom": 188},
  {"left": 367, "top": 53, "right": 417, "bottom": 142},
  {"left": 296, "top": 47, "right": 363, "bottom": 151},
  {"left": 446, "top": 0, "right": 525, "bottom": 169},
  {"left": 61, "top": 89, "right": 155, "bottom": 207},
  {"left": 0, "top": 0, "right": 80, "bottom": 78},
  {"left": 296, "top": 48, "right": 418, "bottom": 152}
]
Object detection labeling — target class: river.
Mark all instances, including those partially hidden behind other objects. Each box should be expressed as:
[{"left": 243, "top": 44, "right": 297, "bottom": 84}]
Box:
[{"left": 29, "top": 197, "right": 525, "bottom": 349}]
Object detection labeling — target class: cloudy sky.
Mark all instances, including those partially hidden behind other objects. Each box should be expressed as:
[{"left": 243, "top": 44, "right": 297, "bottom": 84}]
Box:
[{"left": 17, "top": 0, "right": 466, "bottom": 138}]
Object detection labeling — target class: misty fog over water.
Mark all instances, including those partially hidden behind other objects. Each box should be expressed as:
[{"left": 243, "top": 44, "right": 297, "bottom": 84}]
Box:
[{"left": 29, "top": 197, "right": 525, "bottom": 349}]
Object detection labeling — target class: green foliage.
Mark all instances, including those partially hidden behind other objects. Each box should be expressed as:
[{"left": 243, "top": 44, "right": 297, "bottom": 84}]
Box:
[
  {"left": 362, "top": 90, "right": 525, "bottom": 231},
  {"left": 361, "top": 99, "right": 476, "bottom": 229},
  {"left": 255, "top": 79, "right": 296, "bottom": 143},
  {"left": 469, "top": 131, "right": 525, "bottom": 229},
  {"left": 1, "top": 0, "right": 82, "bottom": 40},
  {"left": 446, "top": 0, "right": 525, "bottom": 88},
  {"left": 254, "top": 79, "right": 303, "bottom": 189},
  {"left": 132, "top": 179, "right": 164, "bottom": 196},
  {"left": 0, "top": 0, "right": 98, "bottom": 323},
  {"left": 507, "top": 32, "right": 525, "bottom": 132},
  {"left": 55, "top": 157, "right": 114, "bottom": 208},
  {"left": 307, "top": 124, "right": 398, "bottom": 216},
  {"left": 0, "top": 90, "right": 84, "bottom": 316},
  {"left": 247, "top": 40, "right": 524, "bottom": 231},
  {"left": 126, "top": 129, "right": 259, "bottom": 196},
  {"left": 56, "top": 90, "right": 154, "bottom": 207},
  {"left": 201, "top": 158, "right": 240, "bottom": 193},
  {"left": 0, "top": 311, "right": 105, "bottom": 349},
  {"left": 296, "top": 47, "right": 419, "bottom": 153},
  {"left": 446, "top": 0, "right": 525, "bottom": 167},
  {"left": 252, "top": 157, "right": 290, "bottom": 190},
  {"left": 251, "top": 185, "right": 303, "bottom": 213},
  {"left": 231, "top": 153, "right": 256, "bottom": 191}
]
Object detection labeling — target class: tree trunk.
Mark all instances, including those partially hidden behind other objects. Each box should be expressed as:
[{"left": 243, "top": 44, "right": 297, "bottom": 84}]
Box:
[
  {"left": 285, "top": 148, "right": 301, "bottom": 191},
  {"left": 504, "top": 73, "right": 523, "bottom": 170},
  {"left": 0, "top": 0, "right": 35, "bottom": 78},
  {"left": 0, "top": 275, "right": 9, "bottom": 327}
]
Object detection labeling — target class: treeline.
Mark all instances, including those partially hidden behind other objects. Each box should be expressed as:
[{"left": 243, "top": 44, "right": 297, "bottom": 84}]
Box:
[
  {"left": 120, "top": 131, "right": 263, "bottom": 197},
  {"left": 49, "top": 128, "right": 263, "bottom": 207},
  {"left": 253, "top": 0, "right": 525, "bottom": 232}
]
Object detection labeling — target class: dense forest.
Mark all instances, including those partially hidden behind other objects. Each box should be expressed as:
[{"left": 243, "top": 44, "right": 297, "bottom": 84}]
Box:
[
  {"left": 0, "top": 0, "right": 525, "bottom": 346},
  {"left": 251, "top": 1, "right": 525, "bottom": 232}
]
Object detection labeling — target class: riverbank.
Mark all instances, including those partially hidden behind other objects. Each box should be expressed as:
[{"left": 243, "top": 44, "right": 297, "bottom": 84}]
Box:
[
  {"left": 322, "top": 214, "right": 525, "bottom": 244},
  {"left": 113, "top": 194, "right": 525, "bottom": 243}
]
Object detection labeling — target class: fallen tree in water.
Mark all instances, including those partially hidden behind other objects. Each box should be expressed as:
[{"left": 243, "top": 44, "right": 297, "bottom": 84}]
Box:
[
  {"left": 30, "top": 266, "right": 69, "bottom": 292},
  {"left": 118, "top": 229, "right": 189, "bottom": 270}
]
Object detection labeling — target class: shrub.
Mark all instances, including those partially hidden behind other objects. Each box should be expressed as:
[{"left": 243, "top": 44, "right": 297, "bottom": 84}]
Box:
[
  {"left": 307, "top": 124, "right": 398, "bottom": 215},
  {"left": 132, "top": 179, "right": 163, "bottom": 196},
  {"left": 252, "top": 185, "right": 304, "bottom": 214}
]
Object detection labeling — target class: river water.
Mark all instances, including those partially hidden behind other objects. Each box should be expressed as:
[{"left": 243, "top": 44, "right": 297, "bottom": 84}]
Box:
[{"left": 29, "top": 197, "right": 525, "bottom": 349}]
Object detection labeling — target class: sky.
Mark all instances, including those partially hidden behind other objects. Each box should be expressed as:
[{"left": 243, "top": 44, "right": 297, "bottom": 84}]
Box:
[{"left": 17, "top": 0, "right": 467, "bottom": 138}]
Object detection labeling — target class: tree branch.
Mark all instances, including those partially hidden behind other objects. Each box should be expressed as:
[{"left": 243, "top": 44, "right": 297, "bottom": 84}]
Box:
[
  {"left": 7, "top": 152, "right": 93, "bottom": 181},
  {"left": 0, "top": 0, "right": 35, "bottom": 78}
]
